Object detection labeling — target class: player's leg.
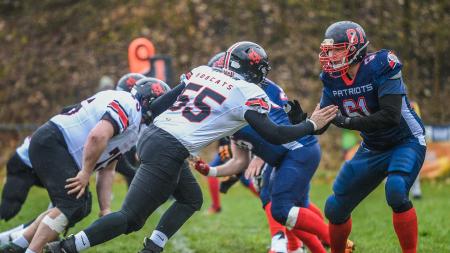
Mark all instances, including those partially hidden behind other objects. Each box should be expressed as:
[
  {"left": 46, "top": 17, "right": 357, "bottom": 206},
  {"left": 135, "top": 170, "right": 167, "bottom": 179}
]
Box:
[
  {"left": 22, "top": 122, "right": 92, "bottom": 253},
  {"left": 307, "top": 202, "right": 324, "bottom": 220},
  {"left": 385, "top": 140, "right": 426, "bottom": 253},
  {"left": 46, "top": 126, "right": 190, "bottom": 253},
  {"left": 410, "top": 176, "right": 422, "bottom": 199},
  {"left": 206, "top": 154, "right": 223, "bottom": 213},
  {"left": 145, "top": 161, "right": 203, "bottom": 251},
  {"left": 325, "top": 145, "right": 387, "bottom": 253},
  {"left": 269, "top": 143, "right": 330, "bottom": 250},
  {"left": 259, "top": 165, "right": 288, "bottom": 253},
  {"left": 0, "top": 152, "right": 36, "bottom": 221}
]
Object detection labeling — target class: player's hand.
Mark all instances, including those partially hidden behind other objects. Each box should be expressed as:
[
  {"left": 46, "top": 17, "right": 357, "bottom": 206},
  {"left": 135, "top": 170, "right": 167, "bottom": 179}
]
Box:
[
  {"left": 65, "top": 170, "right": 91, "bottom": 199},
  {"left": 284, "top": 99, "right": 307, "bottom": 124},
  {"left": 194, "top": 160, "right": 211, "bottom": 176},
  {"left": 245, "top": 156, "right": 265, "bottom": 179},
  {"left": 332, "top": 111, "right": 351, "bottom": 128},
  {"left": 309, "top": 104, "right": 338, "bottom": 130}
]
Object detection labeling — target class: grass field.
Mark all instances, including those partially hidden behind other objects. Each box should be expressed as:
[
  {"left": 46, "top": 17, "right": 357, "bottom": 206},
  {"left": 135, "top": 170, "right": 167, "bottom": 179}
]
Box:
[{"left": 1, "top": 177, "right": 449, "bottom": 253}]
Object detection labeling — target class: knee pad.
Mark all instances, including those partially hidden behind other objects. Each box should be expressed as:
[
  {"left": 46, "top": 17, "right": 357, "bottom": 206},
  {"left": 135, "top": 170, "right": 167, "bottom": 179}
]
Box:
[
  {"left": 42, "top": 213, "right": 68, "bottom": 233},
  {"left": 325, "top": 195, "right": 349, "bottom": 224},
  {"left": 386, "top": 174, "right": 412, "bottom": 212},
  {"left": 270, "top": 200, "right": 291, "bottom": 225}
]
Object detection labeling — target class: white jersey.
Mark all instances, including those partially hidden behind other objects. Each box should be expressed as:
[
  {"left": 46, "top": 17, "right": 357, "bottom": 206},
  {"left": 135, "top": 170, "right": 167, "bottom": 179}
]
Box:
[
  {"left": 16, "top": 136, "right": 32, "bottom": 168},
  {"left": 154, "top": 65, "right": 270, "bottom": 155},
  {"left": 51, "top": 90, "right": 142, "bottom": 170}
]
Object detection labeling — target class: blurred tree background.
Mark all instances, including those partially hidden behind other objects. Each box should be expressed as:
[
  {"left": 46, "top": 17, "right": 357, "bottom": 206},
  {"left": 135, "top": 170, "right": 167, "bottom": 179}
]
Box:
[{"left": 0, "top": 0, "right": 448, "bottom": 169}]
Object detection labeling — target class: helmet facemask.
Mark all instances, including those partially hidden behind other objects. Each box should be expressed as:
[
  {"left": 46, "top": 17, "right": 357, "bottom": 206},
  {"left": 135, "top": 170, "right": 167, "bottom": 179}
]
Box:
[{"left": 319, "top": 23, "right": 369, "bottom": 78}]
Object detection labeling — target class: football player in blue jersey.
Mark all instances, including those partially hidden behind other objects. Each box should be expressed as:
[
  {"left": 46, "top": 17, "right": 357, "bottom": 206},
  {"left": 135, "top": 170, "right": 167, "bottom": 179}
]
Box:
[
  {"left": 194, "top": 54, "right": 334, "bottom": 252},
  {"left": 317, "top": 21, "right": 426, "bottom": 253}
]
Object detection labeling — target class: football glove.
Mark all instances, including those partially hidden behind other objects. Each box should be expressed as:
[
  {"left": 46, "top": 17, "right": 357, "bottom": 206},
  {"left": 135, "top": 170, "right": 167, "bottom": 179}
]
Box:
[
  {"left": 194, "top": 160, "right": 213, "bottom": 176},
  {"left": 284, "top": 99, "right": 308, "bottom": 124},
  {"left": 332, "top": 111, "right": 351, "bottom": 128}
]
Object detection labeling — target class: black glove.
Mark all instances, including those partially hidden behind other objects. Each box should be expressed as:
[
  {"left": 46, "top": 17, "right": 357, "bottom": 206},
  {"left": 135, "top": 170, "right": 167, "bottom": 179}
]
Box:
[
  {"left": 332, "top": 112, "right": 352, "bottom": 128},
  {"left": 284, "top": 100, "right": 308, "bottom": 124}
]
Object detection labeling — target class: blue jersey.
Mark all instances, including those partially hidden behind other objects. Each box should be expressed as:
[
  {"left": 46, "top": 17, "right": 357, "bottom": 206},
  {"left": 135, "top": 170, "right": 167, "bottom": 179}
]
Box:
[
  {"left": 233, "top": 79, "right": 317, "bottom": 167},
  {"left": 320, "top": 49, "right": 425, "bottom": 150}
]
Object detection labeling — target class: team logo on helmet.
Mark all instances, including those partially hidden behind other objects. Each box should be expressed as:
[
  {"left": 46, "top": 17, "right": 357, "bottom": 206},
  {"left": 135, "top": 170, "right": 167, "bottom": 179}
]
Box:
[
  {"left": 248, "top": 48, "right": 262, "bottom": 65},
  {"left": 126, "top": 77, "right": 137, "bottom": 88},
  {"left": 151, "top": 82, "right": 165, "bottom": 96}
]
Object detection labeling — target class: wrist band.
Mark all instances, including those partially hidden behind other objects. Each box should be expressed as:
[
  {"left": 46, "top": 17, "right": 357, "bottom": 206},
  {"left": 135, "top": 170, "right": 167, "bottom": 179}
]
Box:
[
  {"left": 209, "top": 166, "right": 218, "bottom": 177},
  {"left": 307, "top": 119, "right": 318, "bottom": 131}
]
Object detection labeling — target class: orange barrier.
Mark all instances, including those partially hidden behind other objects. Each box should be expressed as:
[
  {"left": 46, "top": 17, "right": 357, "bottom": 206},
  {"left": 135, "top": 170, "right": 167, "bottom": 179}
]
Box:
[{"left": 128, "top": 38, "right": 155, "bottom": 74}]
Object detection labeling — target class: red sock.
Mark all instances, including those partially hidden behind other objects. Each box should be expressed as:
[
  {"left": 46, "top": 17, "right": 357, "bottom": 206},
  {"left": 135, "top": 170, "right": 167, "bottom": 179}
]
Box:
[
  {"left": 329, "top": 218, "right": 352, "bottom": 253},
  {"left": 286, "top": 229, "right": 302, "bottom": 251},
  {"left": 293, "top": 207, "right": 330, "bottom": 245},
  {"left": 247, "top": 181, "right": 260, "bottom": 197},
  {"left": 308, "top": 202, "right": 324, "bottom": 220},
  {"left": 265, "top": 202, "right": 286, "bottom": 236},
  {"left": 207, "top": 176, "right": 221, "bottom": 210},
  {"left": 294, "top": 230, "right": 326, "bottom": 253},
  {"left": 393, "top": 208, "right": 418, "bottom": 253}
]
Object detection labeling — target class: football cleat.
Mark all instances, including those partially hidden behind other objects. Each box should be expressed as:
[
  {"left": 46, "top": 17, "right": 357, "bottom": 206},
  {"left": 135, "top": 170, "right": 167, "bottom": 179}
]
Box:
[
  {"left": 0, "top": 243, "right": 25, "bottom": 253},
  {"left": 139, "top": 238, "right": 163, "bottom": 253},
  {"left": 345, "top": 239, "right": 355, "bottom": 253},
  {"left": 43, "top": 235, "right": 78, "bottom": 253},
  {"left": 219, "top": 175, "right": 240, "bottom": 194},
  {"left": 269, "top": 231, "right": 288, "bottom": 253},
  {"left": 206, "top": 205, "right": 222, "bottom": 215}
]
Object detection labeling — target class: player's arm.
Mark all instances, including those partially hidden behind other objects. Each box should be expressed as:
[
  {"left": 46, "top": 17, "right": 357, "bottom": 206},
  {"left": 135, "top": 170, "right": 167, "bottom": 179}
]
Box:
[
  {"left": 148, "top": 81, "right": 187, "bottom": 119},
  {"left": 66, "top": 119, "right": 115, "bottom": 199},
  {"left": 244, "top": 104, "right": 338, "bottom": 145},
  {"left": 96, "top": 160, "right": 117, "bottom": 217},
  {"left": 194, "top": 140, "right": 250, "bottom": 177},
  {"left": 333, "top": 94, "right": 402, "bottom": 132}
]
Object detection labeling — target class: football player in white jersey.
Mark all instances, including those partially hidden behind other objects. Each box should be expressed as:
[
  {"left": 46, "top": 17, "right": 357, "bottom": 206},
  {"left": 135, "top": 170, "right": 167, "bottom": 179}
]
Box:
[
  {"left": 0, "top": 78, "right": 180, "bottom": 253},
  {"left": 46, "top": 41, "right": 337, "bottom": 253},
  {"left": 0, "top": 74, "right": 146, "bottom": 246}
]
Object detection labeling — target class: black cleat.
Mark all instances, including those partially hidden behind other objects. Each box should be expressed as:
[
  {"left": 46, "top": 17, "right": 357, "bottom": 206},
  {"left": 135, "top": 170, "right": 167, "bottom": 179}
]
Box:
[
  {"left": 44, "top": 235, "right": 78, "bottom": 253},
  {"left": 219, "top": 175, "right": 240, "bottom": 194},
  {"left": 138, "top": 238, "right": 163, "bottom": 253},
  {"left": 0, "top": 243, "right": 25, "bottom": 253}
]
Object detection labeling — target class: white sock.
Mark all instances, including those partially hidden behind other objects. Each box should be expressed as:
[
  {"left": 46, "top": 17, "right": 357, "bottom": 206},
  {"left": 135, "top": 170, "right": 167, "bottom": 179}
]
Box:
[
  {"left": 25, "top": 249, "right": 36, "bottom": 253},
  {"left": 74, "top": 231, "right": 91, "bottom": 252},
  {"left": 149, "top": 230, "right": 168, "bottom": 248},
  {"left": 0, "top": 224, "right": 24, "bottom": 244},
  {"left": 12, "top": 235, "right": 29, "bottom": 248}
]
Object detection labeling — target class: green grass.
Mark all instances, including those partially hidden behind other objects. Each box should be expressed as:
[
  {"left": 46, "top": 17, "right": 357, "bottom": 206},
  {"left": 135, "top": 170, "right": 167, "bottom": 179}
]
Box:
[{"left": 1, "top": 178, "right": 449, "bottom": 252}]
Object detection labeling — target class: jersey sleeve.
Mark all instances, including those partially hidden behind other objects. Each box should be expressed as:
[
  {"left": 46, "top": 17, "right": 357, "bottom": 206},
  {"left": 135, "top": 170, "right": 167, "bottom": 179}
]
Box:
[
  {"left": 241, "top": 84, "right": 271, "bottom": 113},
  {"left": 104, "top": 95, "right": 137, "bottom": 134},
  {"left": 376, "top": 50, "right": 407, "bottom": 97}
]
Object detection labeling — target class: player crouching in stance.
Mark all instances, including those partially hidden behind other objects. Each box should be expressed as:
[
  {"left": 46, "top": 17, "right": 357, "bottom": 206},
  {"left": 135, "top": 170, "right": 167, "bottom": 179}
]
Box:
[
  {"left": 318, "top": 21, "right": 426, "bottom": 253},
  {"left": 45, "top": 41, "right": 337, "bottom": 253},
  {"left": 0, "top": 78, "right": 172, "bottom": 253}
]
